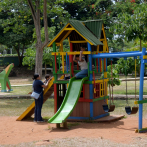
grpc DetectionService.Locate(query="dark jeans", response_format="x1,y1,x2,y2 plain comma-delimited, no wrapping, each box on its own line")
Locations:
75,69,88,79
34,93,43,121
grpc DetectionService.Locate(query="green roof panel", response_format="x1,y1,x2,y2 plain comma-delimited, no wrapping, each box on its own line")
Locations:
83,20,103,39
69,20,103,46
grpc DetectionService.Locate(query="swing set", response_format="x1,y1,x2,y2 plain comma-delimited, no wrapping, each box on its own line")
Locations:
124,57,138,115
102,57,138,115
92,48,147,133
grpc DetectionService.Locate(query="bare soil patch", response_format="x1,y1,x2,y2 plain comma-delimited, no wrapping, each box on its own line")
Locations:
0,116,147,146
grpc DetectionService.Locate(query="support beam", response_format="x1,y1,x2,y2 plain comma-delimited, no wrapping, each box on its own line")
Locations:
52,51,91,55
138,48,146,131
70,41,87,43
92,51,142,59
87,42,93,119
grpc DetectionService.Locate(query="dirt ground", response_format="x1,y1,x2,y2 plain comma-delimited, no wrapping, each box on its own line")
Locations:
0,116,147,146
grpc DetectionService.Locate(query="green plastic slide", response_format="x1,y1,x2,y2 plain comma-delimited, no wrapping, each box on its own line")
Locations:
48,77,89,124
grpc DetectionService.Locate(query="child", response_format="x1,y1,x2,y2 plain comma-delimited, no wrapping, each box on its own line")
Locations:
44,74,53,84
73,46,88,79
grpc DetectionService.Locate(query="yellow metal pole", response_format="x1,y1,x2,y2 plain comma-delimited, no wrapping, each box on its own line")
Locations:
62,53,64,73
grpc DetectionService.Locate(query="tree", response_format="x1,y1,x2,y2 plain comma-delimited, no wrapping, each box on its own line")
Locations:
110,1,147,51
0,0,83,76
101,64,121,104
27,0,84,77
115,57,140,76
0,2,34,66
23,26,56,70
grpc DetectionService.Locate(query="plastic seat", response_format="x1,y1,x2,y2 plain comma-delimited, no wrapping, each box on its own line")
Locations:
125,106,138,115
108,105,115,112
103,104,115,113
103,104,109,112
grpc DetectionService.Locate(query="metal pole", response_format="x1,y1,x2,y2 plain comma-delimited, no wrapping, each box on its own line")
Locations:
138,48,146,131
92,52,142,59
87,42,93,118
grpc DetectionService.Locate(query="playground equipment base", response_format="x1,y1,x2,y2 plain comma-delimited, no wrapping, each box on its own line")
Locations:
67,115,125,122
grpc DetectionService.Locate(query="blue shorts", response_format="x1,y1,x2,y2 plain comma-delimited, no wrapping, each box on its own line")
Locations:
75,69,88,79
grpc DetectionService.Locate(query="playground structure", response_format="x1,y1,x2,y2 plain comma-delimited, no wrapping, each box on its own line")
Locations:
47,20,147,133
17,19,147,133
47,20,112,125
0,63,14,92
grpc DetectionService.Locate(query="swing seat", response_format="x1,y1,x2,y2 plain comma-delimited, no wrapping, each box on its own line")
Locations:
125,106,138,115
108,105,115,112
103,104,115,113
131,106,138,114
103,104,109,112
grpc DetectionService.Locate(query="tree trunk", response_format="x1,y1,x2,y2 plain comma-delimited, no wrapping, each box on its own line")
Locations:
45,63,47,75
35,41,43,77
14,45,22,67
27,0,49,78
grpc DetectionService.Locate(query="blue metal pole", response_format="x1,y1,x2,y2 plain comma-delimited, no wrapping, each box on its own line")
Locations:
138,48,146,131
87,42,93,118
66,53,68,73
92,52,142,59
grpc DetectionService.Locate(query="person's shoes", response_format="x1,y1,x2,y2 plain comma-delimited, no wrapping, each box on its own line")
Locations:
37,120,45,123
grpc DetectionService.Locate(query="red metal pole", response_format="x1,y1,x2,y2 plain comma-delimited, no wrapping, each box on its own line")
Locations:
69,43,74,77
104,58,106,71
100,58,101,72
83,84,85,99
54,84,57,113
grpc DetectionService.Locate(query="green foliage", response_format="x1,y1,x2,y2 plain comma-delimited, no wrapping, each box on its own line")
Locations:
33,27,56,43
23,46,54,70
63,39,70,52
124,39,147,52
22,48,36,70
110,1,147,51
100,64,121,87
107,64,121,86
0,1,34,66
22,26,56,69
115,57,140,76
43,47,53,66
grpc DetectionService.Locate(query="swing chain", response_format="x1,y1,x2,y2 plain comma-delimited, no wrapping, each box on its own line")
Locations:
125,59,129,105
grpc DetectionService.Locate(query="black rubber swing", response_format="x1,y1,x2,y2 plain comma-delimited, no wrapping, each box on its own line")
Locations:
124,59,138,115
103,104,115,113
125,106,138,115
102,60,115,113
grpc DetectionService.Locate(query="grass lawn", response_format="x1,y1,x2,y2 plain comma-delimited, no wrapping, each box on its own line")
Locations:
113,80,147,95
0,98,54,118
1,80,147,96
0,85,32,95
1,74,147,96
0,98,147,118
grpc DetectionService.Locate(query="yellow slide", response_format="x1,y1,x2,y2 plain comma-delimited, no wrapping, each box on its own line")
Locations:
16,75,64,121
